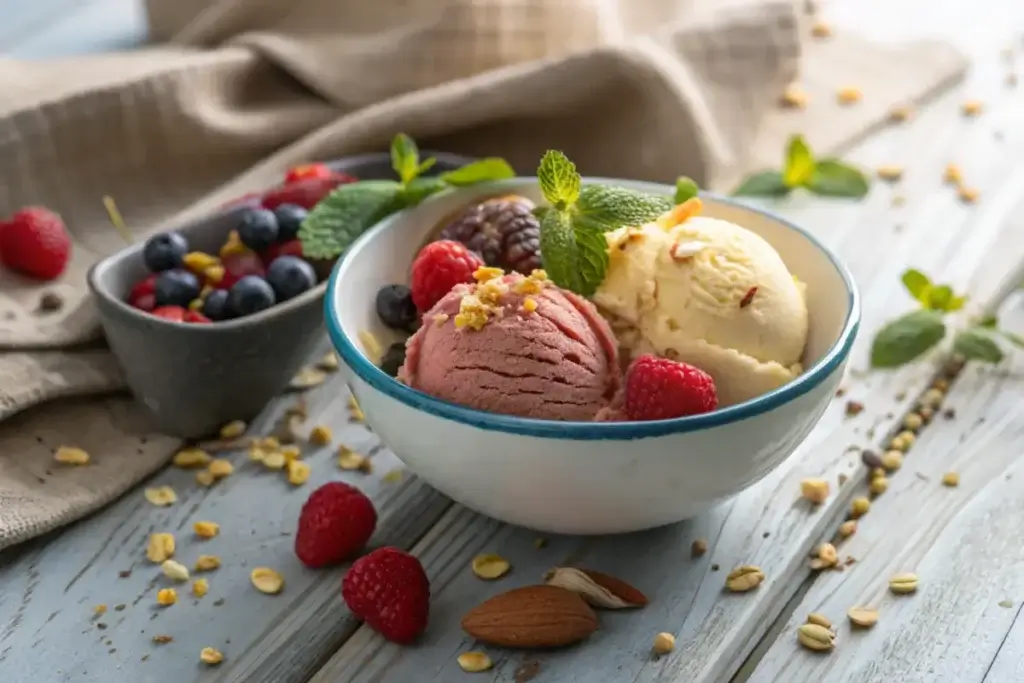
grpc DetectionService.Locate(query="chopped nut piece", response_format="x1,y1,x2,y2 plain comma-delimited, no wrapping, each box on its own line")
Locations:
338,447,369,471
881,450,904,471
942,471,960,487
208,458,234,479
471,554,511,580
152,634,173,644
251,567,284,594
877,165,903,182
287,460,311,486
800,478,830,504
156,588,177,606
457,651,494,672
195,470,217,487
957,186,980,204
837,86,862,104
263,451,287,470
146,533,176,563
961,99,983,116
310,425,332,446
810,21,832,38
652,632,676,655
847,606,879,627
902,413,923,431
807,613,832,629
861,449,883,470
161,560,190,582
172,448,212,468
358,331,383,365
780,83,808,109
838,520,857,538
194,521,219,539
93,604,107,615
810,543,838,570
347,395,365,421
54,446,90,465
192,578,209,598
850,497,871,519
144,486,177,506
921,387,945,407
725,565,765,592
889,105,914,122
797,623,836,651
281,445,302,463
691,538,708,558
195,555,221,572
219,420,246,439
522,297,538,313
942,164,963,185
200,647,224,666
889,572,919,594
870,476,889,496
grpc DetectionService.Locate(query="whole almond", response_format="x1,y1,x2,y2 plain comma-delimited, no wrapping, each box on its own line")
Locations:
461,585,598,648
543,567,648,609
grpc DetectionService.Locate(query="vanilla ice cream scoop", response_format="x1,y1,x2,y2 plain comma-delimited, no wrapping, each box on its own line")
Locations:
593,205,809,406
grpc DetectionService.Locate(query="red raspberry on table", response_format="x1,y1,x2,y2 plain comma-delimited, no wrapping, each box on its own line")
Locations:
294,482,377,568
0,207,71,280
624,354,718,421
342,547,430,644
260,239,304,268
128,274,158,312
262,174,357,211
409,240,485,313
284,163,334,184
151,305,187,323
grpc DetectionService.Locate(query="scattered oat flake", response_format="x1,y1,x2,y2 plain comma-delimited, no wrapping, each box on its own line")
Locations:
287,460,311,486
291,366,327,390
251,567,284,594
93,604,107,615
338,447,368,471
194,521,220,539
957,186,980,204
877,165,903,182
156,588,177,606
195,555,221,572
192,578,209,598
837,86,862,104
961,99,983,116
172,447,212,468
457,651,494,673
219,420,246,439
263,451,287,470
54,446,90,465
941,472,960,487
780,83,808,109
310,425,332,446
208,458,234,479
739,287,758,308
200,647,224,666
146,533,176,563
471,554,511,580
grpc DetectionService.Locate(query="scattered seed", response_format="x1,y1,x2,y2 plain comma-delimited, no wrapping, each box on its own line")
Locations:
196,469,217,487
810,543,838,570
156,588,177,607
889,572,919,594
152,634,173,644
54,446,90,466
93,604,107,616
251,567,284,594
942,472,960,487
845,400,864,417
961,99,983,116
194,521,219,539
146,533,176,563
219,420,247,439
144,485,178,506
877,165,903,182
172,448,212,468
999,600,1014,608
861,450,883,470
889,105,914,122
810,21,832,38
725,565,765,592
800,478,830,505
850,497,871,519
281,445,302,463
957,186,980,204
942,164,963,185
837,86,862,104
287,460,311,486
870,476,889,496
652,632,676,655
200,647,224,666
310,425,332,446
208,459,234,479
838,520,857,538
881,450,904,471
902,413,923,431
847,606,879,627
471,554,511,580
918,406,935,423
691,539,708,558
290,366,327,390
739,287,758,308
347,395,365,422
807,613,832,629
195,555,221,572
161,560,190,582
337,446,368,471
192,578,209,598
457,651,494,673
780,83,809,109
797,623,836,651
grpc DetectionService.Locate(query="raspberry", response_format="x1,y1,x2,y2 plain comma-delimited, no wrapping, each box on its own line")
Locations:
294,482,377,568
217,251,266,290
342,547,429,644
184,310,212,324
260,239,304,268
0,207,71,280
624,354,718,421
262,174,357,211
128,274,158,312
151,306,187,323
284,163,333,184
438,195,541,273
409,240,484,313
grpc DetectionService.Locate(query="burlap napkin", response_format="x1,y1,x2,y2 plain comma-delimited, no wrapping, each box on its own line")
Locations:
0,0,967,551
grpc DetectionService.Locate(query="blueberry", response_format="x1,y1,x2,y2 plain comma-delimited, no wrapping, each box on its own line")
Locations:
265,256,317,301
143,231,188,272
237,209,280,251
375,284,417,331
380,342,407,377
228,275,276,317
273,204,308,242
153,269,201,307
202,289,232,321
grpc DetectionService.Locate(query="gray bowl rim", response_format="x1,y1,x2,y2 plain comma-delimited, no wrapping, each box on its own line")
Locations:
325,177,862,440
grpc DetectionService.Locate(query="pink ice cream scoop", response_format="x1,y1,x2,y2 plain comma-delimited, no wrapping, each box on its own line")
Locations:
398,271,621,421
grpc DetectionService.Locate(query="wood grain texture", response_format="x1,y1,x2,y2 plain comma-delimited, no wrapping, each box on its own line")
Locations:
744,301,1024,683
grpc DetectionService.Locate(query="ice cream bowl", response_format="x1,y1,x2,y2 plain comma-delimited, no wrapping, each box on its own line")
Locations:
326,178,860,535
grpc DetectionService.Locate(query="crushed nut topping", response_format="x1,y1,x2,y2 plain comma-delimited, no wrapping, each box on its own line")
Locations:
54,446,90,465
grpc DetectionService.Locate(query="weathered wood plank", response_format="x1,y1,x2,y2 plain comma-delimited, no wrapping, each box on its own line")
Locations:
743,300,1024,683
308,26,1024,683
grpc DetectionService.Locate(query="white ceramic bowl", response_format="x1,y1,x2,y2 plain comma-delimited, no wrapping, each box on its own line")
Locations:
325,178,860,535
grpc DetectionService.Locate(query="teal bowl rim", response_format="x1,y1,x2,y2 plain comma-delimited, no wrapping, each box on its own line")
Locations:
325,178,861,440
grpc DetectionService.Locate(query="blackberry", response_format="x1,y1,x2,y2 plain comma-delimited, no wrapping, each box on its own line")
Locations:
438,195,541,274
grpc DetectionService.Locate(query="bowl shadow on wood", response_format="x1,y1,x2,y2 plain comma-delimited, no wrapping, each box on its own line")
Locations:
87,152,476,439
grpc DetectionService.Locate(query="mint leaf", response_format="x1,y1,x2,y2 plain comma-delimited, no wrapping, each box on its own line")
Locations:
978,314,998,328
870,309,947,368
298,180,404,259
805,160,870,198
440,158,516,186
537,150,580,210
400,176,448,206
923,284,966,312
732,171,790,197
784,135,816,187
901,269,931,302
575,185,673,233
539,208,588,294
953,327,1004,364
674,176,700,204
390,133,420,185
416,157,437,177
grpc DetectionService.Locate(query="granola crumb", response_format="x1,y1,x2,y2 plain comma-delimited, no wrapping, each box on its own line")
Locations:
219,420,247,440
837,86,862,104
200,647,224,666
193,521,220,539
144,486,177,507
780,83,808,109
192,578,209,598
309,425,332,446
156,588,177,607
54,446,90,466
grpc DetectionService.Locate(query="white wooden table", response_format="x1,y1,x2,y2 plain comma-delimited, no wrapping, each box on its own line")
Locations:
2,1,1024,682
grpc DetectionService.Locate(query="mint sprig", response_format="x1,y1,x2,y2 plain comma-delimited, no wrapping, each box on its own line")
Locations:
871,269,1017,368
299,134,515,259
536,151,674,296
733,134,869,199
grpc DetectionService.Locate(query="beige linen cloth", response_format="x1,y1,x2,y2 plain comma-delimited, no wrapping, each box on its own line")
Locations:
0,0,966,551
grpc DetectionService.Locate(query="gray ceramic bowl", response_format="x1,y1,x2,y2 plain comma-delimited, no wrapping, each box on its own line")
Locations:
88,152,476,439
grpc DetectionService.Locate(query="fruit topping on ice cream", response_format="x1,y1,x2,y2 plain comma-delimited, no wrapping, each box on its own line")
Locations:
437,195,542,273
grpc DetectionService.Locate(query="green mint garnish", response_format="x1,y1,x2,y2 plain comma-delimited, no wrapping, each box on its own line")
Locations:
537,150,673,296
870,309,947,368
952,326,1004,364
299,134,516,259
733,134,869,199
